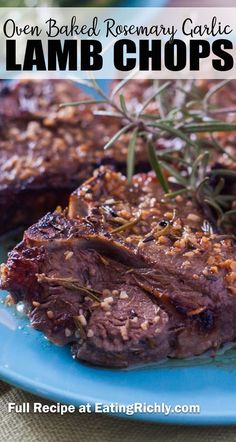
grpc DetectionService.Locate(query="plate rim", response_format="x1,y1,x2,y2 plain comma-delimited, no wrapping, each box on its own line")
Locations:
1,362,236,425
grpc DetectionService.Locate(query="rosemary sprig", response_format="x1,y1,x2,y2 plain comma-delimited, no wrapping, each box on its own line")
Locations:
61,79,236,230
37,274,102,302
110,213,141,234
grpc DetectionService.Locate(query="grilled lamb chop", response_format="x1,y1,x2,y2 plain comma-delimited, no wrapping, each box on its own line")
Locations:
0,80,149,234
1,167,236,367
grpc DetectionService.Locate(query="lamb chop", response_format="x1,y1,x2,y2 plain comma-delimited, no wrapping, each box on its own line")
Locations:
1,167,236,367
0,80,149,233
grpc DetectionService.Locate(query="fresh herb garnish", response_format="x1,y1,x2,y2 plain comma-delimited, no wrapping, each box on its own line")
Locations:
61,78,236,229
37,274,102,302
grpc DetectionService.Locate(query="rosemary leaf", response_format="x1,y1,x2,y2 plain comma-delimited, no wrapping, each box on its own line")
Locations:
213,177,225,196
37,274,102,302
159,153,189,167
203,79,231,109
137,81,171,116
104,123,134,150
140,113,165,120
155,80,167,118
87,74,101,93
210,106,236,115
210,169,236,177
182,122,236,133
119,94,129,116
165,188,189,198
110,77,130,98
190,151,209,186
148,122,198,149
218,209,236,225
210,135,236,162
160,160,187,186
147,142,169,193
204,198,224,217
127,128,138,184
93,110,123,118
111,213,141,233
59,99,106,108
196,177,211,196
214,197,232,209
215,195,236,202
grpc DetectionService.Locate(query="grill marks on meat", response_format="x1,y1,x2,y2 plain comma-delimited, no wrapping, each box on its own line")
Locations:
1,167,236,367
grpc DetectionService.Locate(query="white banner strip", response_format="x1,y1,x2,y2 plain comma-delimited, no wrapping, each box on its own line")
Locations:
0,7,236,79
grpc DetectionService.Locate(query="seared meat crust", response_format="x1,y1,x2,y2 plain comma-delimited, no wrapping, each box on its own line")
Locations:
1,167,236,367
